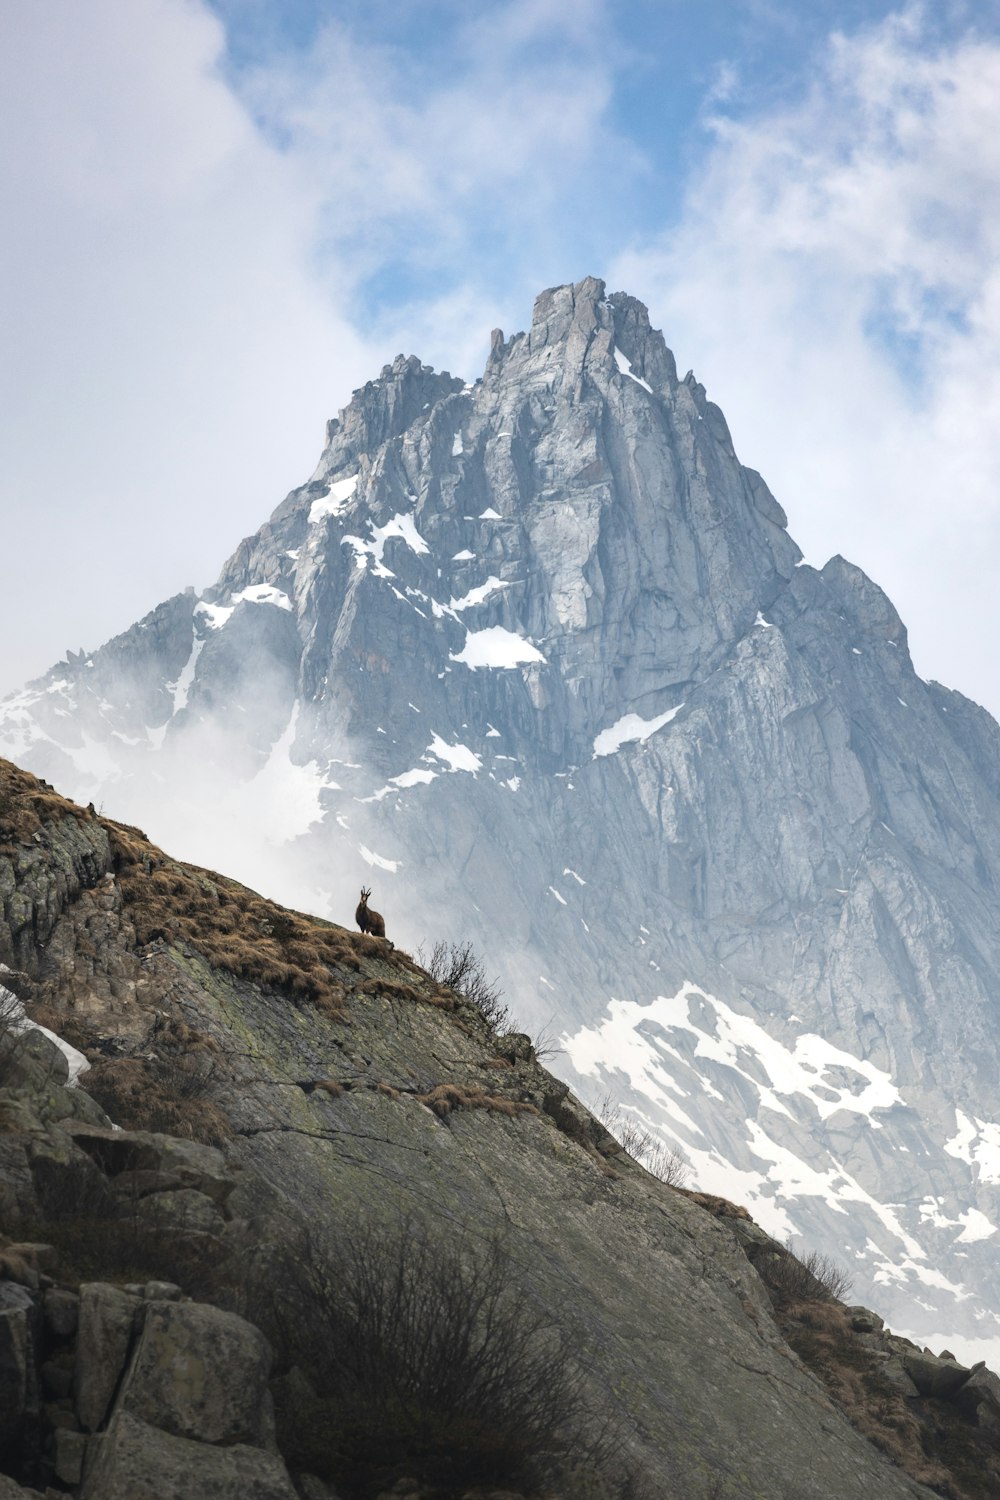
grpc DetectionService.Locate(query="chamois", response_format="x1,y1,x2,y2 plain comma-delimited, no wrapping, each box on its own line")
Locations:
356,886,386,939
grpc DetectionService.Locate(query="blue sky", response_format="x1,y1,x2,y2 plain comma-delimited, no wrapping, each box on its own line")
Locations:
3,0,1000,713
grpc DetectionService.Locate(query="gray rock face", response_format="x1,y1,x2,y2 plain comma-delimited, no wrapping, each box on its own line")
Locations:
81,1410,298,1500
118,1301,276,1449
0,1304,30,1447
0,777,955,1497
6,277,1000,1361
74,1284,141,1433
901,1350,971,1398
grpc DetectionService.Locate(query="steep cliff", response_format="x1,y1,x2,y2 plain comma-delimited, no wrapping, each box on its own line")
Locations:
3,280,1000,1363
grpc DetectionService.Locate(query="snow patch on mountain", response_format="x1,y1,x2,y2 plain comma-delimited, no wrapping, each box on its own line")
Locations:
359,844,399,873
565,983,903,1126
427,734,481,773
232,584,293,612
196,601,234,630
613,346,653,395
449,577,507,612
170,636,204,715
309,473,359,522
593,704,684,757
945,1111,1000,1184
450,627,546,669
343,512,430,572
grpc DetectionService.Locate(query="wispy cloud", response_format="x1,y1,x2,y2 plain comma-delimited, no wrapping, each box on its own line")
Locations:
612,6,1000,713
225,0,638,364
0,0,374,696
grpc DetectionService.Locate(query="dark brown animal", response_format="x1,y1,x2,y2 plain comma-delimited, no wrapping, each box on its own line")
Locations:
355,886,386,939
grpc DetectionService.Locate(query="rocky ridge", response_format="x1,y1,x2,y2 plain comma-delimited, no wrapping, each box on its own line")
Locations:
3,757,993,1497
3,280,1000,1360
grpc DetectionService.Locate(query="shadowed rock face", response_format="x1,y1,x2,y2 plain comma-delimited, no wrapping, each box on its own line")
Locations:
0,774,946,1497
4,279,1000,1358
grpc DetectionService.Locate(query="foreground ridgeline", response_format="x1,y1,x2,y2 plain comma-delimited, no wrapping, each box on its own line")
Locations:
0,758,998,1497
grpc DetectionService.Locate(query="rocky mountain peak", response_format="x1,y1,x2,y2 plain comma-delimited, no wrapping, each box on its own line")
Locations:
5,280,1000,1373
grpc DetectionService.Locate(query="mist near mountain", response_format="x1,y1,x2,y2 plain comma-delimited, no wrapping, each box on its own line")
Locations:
5,277,1000,1366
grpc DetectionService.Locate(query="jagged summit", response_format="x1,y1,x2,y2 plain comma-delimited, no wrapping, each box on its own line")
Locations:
4,280,1000,1368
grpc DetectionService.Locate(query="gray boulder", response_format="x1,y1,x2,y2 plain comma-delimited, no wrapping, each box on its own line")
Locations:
81,1410,298,1500
900,1350,971,1398
43,1287,79,1339
0,1478,44,1499
118,1299,276,1449
955,1365,1000,1429
74,1282,141,1432
53,1426,88,1485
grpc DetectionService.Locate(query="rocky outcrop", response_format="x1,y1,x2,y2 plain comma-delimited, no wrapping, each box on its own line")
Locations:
0,764,965,1497
5,279,1000,1363
0,918,302,1497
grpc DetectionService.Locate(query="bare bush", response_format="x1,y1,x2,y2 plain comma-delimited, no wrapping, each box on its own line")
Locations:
265,1219,617,1495
420,940,510,1034
596,1093,692,1188
756,1241,854,1306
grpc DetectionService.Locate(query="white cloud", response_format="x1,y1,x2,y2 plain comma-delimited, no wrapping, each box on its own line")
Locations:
0,0,375,695
230,0,634,369
611,7,1000,716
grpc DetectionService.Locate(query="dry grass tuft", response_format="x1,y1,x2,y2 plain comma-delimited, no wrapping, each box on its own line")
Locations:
108,820,361,1015
358,976,429,1005
0,758,96,847
416,1083,538,1120
83,1056,230,1146
777,1297,1000,1499
678,1190,751,1220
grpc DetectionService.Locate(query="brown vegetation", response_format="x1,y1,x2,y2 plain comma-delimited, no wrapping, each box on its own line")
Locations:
0,758,96,847
108,819,362,1014
751,1248,1000,1500
83,1055,231,1146
415,1083,538,1120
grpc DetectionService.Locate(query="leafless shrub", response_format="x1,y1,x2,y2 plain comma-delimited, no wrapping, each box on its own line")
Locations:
756,1240,854,1306
0,984,26,1087
798,1247,854,1302
531,1016,566,1060
419,940,510,1034
595,1093,692,1188
265,1219,618,1495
